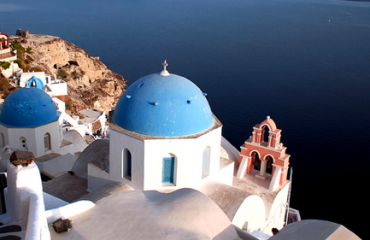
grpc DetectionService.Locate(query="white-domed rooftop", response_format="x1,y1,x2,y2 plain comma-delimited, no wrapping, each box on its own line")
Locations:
0,87,59,128
113,68,214,137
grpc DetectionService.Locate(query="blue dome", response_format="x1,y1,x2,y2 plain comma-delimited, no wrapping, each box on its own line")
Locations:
113,73,214,137
27,76,45,90
0,87,59,128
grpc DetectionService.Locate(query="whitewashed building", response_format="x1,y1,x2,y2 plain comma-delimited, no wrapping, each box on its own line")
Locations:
78,109,108,136
18,72,68,100
0,87,86,158
0,62,23,79
0,63,361,240
88,66,234,191
0,33,17,62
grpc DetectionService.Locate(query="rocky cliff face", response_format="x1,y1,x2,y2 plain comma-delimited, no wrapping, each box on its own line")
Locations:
19,34,127,112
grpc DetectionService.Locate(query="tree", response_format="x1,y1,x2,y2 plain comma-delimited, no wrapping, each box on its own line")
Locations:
65,97,73,111
0,76,11,91
19,61,31,72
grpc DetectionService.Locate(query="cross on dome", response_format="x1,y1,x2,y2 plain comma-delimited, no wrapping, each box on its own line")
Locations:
163,59,168,71
161,59,170,76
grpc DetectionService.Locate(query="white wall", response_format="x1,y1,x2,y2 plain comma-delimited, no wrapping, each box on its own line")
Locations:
263,182,290,234
0,116,62,157
108,128,145,190
202,158,234,187
107,126,222,191
88,163,111,192
2,125,37,154
36,153,77,178
6,161,44,222
231,195,266,231
49,81,67,96
20,72,47,87
0,62,22,78
56,129,88,156
34,120,61,157
98,125,228,191
143,127,222,191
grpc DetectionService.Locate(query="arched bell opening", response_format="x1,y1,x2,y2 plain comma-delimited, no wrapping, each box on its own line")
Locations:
261,125,270,146
251,151,261,172
265,155,273,175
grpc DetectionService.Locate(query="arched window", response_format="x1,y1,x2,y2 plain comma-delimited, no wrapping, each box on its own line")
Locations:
162,157,175,184
122,149,132,180
0,133,4,148
44,133,51,150
20,137,27,150
202,146,211,179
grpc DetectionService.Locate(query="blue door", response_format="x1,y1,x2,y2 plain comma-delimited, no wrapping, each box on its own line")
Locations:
162,157,175,183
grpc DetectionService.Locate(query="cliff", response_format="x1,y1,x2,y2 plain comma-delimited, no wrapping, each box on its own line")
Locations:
17,34,127,112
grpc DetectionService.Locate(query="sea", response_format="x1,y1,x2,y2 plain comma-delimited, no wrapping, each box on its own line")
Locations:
1,0,369,237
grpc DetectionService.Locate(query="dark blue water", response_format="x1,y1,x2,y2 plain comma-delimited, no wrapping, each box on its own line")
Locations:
1,0,369,237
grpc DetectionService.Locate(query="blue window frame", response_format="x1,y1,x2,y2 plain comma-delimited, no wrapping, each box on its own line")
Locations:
162,157,175,183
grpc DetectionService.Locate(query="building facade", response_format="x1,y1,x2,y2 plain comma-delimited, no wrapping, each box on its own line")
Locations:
88,69,234,191
0,87,62,157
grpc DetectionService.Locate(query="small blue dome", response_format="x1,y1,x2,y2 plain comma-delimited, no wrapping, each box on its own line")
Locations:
27,76,45,90
0,88,59,128
113,73,214,137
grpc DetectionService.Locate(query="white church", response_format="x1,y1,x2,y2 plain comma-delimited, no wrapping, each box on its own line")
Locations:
0,85,89,178
0,87,83,158
84,62,293,233
0,62,360,240
88,63,230,191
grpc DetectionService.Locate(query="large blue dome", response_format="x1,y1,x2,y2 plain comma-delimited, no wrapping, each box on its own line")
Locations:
113,73,214,137
0,87,59,128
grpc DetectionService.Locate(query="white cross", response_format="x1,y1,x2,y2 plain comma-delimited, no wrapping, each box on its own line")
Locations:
162,59,168,71
161,59,170,76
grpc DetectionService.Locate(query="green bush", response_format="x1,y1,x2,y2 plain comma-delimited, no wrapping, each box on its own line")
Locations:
17,49,25,60
12,41,24,50
57,69,69,79
1,62,10,70
65,97,73,111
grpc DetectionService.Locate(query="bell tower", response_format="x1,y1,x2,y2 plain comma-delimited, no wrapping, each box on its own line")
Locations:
236,116,290,191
